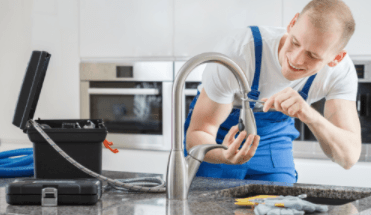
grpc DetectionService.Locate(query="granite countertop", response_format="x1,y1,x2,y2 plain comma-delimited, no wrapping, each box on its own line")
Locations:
1,170,371,215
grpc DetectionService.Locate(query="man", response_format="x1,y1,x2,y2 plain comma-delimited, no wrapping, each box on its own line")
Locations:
183,0,361,183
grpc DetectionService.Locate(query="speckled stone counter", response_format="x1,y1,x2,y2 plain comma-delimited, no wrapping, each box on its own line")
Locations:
1,170,371,215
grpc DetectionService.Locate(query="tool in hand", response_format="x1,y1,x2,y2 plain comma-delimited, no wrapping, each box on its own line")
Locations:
234,98,276,112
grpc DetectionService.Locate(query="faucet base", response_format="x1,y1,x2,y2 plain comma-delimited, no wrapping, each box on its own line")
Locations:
166,149,189,200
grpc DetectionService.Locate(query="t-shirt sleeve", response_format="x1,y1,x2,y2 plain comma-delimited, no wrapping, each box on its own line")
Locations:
201,37,243,104
325,58,358,101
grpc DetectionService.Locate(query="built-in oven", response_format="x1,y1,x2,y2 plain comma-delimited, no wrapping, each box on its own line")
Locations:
80,62,173,151
174,62,206,144
295,59,371,144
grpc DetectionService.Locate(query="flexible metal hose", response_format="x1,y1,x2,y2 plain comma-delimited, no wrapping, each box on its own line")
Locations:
29,119,166,193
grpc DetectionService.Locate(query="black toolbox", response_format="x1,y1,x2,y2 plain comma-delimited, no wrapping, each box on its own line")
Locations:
6,178,102,206
12,51,107,179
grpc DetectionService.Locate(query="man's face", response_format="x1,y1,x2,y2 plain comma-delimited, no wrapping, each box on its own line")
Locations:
278,12,342,81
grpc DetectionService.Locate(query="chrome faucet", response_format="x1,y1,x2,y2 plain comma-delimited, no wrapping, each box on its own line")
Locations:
166,52,257,200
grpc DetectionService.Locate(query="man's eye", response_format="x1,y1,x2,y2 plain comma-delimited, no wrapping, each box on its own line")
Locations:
292,41,299,46
308,53,317,59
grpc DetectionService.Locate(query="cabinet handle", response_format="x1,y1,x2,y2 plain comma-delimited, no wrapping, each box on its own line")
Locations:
88,88,159,95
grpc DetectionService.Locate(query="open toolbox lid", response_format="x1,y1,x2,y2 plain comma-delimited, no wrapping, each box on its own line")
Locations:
12,51,51,130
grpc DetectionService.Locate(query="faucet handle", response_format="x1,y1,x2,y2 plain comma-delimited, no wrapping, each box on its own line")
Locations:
188,144,228,162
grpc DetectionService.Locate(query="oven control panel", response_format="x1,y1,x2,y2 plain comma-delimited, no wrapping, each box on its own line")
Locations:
353,60,371,83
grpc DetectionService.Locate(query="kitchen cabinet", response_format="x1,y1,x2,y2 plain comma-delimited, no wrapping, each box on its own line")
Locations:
102,148,170,176
295,158,371,187
174,0,283,58
79,0,173,58
283,0,371,55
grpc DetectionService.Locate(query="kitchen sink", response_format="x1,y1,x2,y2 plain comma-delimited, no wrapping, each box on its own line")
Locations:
196,179,371,206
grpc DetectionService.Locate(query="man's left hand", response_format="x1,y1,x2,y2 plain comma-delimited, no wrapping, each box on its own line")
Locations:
262,87,317,124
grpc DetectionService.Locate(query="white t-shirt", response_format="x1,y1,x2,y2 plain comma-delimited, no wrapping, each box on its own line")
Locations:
199,26,358,107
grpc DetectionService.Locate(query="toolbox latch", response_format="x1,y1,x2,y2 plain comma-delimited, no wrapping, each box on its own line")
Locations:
42,187,58,207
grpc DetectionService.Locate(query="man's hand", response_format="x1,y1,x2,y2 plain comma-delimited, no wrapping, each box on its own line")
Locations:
262,87,317,124
221,125,260,164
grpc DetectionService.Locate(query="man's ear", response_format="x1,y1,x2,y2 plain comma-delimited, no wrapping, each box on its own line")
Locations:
328,50,347,67
287,13,300,33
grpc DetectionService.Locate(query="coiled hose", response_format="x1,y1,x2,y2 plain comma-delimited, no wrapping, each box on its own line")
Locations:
0,148,34,178
29,120,166,193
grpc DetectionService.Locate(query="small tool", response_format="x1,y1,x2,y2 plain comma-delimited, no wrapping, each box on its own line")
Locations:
240,97,266,104
83,120,96,129
248,99,266,104
234,99,276,112
235,195,279,206
241,97,277,112
103,139,119,153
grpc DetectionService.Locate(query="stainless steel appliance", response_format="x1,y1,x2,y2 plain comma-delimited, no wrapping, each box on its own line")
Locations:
349,59,371,144
295,59,371,144
80,62,173,151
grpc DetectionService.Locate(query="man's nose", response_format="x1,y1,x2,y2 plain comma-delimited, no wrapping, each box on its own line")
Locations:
291,48,306,66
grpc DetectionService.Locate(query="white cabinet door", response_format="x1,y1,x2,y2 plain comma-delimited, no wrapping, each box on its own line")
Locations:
295,158,371,187
102,148,170,176
174,0,283,58
283,0,371,55
80,0,173,58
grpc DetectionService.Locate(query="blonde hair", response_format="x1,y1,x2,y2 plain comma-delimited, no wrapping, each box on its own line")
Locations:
300,0,355,52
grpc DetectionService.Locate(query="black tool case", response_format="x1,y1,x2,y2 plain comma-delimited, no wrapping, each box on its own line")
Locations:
6,178,102,206
12,51,107,179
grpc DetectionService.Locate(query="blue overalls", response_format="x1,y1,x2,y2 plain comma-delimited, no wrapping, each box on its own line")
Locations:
183,26,317,183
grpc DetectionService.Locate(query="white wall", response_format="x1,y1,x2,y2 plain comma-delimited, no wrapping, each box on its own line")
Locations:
0,0,79,143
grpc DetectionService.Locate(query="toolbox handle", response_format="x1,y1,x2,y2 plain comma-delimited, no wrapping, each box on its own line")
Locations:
42,187,58,207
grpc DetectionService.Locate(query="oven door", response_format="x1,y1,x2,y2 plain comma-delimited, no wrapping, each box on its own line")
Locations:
80,81,172,151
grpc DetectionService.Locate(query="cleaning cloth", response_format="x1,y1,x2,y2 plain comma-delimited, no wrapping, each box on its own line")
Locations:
254,204,304,215
253,195,329,215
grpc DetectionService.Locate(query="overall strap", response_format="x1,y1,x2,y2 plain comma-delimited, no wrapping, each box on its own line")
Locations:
299,74,317,101
247,26,263,108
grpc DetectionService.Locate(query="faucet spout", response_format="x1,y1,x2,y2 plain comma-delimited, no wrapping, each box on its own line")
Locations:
166,52,257,200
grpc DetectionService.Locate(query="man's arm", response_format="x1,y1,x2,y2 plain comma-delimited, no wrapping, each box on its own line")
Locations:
186,88,260,164
306,99,361,169
263,87,362,169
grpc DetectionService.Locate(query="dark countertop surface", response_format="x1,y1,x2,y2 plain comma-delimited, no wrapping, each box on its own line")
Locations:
1,170,371,215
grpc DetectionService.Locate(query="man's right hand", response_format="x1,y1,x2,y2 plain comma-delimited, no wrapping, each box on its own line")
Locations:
222,125,260,164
